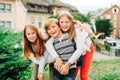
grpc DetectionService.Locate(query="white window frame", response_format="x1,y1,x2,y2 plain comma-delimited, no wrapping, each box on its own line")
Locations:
5,4,11,12
0,21,5,27
6,21,11,28
106,15,110,19
114,15,117,20
30,18,35,24
0,3,5,12
0,3,11,12
113,22,117,28
112,8,118,14
0,21,11,29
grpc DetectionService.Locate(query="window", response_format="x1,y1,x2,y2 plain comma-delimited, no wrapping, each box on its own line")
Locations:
38,22,42,28
30,18,35,24
106,15,110,19
5,4,11,12
0,3,5,12
114,15,117,20
0,21,5,27
0,3,11,12
6,21,11,28
0,21,11,28
112,8,118,14
113,22,117,28
38,19,42,28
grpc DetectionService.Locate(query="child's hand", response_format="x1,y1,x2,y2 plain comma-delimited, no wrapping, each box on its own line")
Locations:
86,48,91,53
81,23,95,38
60,62,71,75
54,57,63,71
38,73,44,80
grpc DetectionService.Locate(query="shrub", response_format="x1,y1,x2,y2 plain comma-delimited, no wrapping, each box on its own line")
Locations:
0,28,31,80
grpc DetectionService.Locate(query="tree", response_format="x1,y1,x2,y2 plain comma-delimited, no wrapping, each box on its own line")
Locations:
95,18,113,36
48,12,90,23
48,14,58,19
71,12,90,23
0,28,31,80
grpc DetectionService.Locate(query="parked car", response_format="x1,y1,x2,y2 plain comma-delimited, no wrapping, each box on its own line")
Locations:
104,37,117,46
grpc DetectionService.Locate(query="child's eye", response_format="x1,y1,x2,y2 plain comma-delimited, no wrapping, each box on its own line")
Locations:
52,26,55,28
32,32,36,34
27,33,30,35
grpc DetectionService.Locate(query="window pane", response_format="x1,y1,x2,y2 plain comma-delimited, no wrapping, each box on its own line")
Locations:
114,15,117,20
0,21,5,28
113,22,116,28
30,18,35,24
0,3,5,12
38,19,42,28
5,4,11,12
38,22,42,28
112,8,118,14
6,21,11,28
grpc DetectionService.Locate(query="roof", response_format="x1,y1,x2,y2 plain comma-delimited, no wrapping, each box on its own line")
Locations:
99,4,120,16
21,0,78,13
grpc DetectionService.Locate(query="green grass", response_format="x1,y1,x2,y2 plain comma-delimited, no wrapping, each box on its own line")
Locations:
89,59,120,80
44,58,120,80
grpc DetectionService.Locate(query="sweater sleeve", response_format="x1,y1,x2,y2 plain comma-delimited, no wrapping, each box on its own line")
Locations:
68,27,88,64
45,37,59,58
29,54,39,64
38,50,49,73
29,50,49,73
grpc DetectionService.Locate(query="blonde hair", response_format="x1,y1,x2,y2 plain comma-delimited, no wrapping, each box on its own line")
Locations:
58,11,76,41
44,18,59,39
23,24,47,59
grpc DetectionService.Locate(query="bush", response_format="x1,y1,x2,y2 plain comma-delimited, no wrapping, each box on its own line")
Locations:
0,28,31,80
104,42,111,51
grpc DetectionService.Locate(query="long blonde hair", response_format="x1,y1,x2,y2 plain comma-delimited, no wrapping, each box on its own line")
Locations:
58,12,76,41
23,24,47,59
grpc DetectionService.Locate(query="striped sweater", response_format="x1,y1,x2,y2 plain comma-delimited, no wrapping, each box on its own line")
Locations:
53,33,76,68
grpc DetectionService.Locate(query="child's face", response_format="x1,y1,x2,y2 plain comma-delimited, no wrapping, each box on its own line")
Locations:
26,28,37,43
47,22,62,38
59,16,71,32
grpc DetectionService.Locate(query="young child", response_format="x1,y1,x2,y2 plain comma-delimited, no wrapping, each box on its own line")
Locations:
74,22,95,80
23,24,49,80
44,18,85,80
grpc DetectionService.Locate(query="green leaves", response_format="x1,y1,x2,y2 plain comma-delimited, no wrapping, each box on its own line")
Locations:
95,18,113,36
0,28,31,80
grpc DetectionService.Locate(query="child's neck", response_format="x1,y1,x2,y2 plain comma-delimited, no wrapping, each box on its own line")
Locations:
55,32,63,38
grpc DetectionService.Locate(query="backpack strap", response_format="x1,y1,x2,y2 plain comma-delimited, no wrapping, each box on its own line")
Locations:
72,39,76,50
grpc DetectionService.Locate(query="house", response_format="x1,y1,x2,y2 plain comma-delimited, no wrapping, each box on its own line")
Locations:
0,0,27,31
100,4,120,37
0,0,78,31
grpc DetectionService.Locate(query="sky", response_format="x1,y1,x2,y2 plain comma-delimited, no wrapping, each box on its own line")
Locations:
60,0,120,14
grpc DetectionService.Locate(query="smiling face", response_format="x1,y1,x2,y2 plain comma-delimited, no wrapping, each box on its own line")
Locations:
25,28,37,43
46,22,62,38
59,16,71,32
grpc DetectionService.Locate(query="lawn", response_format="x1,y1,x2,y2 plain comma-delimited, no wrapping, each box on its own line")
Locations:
44,58,120,80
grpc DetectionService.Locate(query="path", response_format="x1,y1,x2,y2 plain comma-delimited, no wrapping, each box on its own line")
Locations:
93,51,117,60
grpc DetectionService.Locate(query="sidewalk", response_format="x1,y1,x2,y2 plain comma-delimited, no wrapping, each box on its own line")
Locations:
93,51,117,60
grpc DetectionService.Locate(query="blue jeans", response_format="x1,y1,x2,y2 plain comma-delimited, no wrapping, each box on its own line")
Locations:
53,67,76,80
